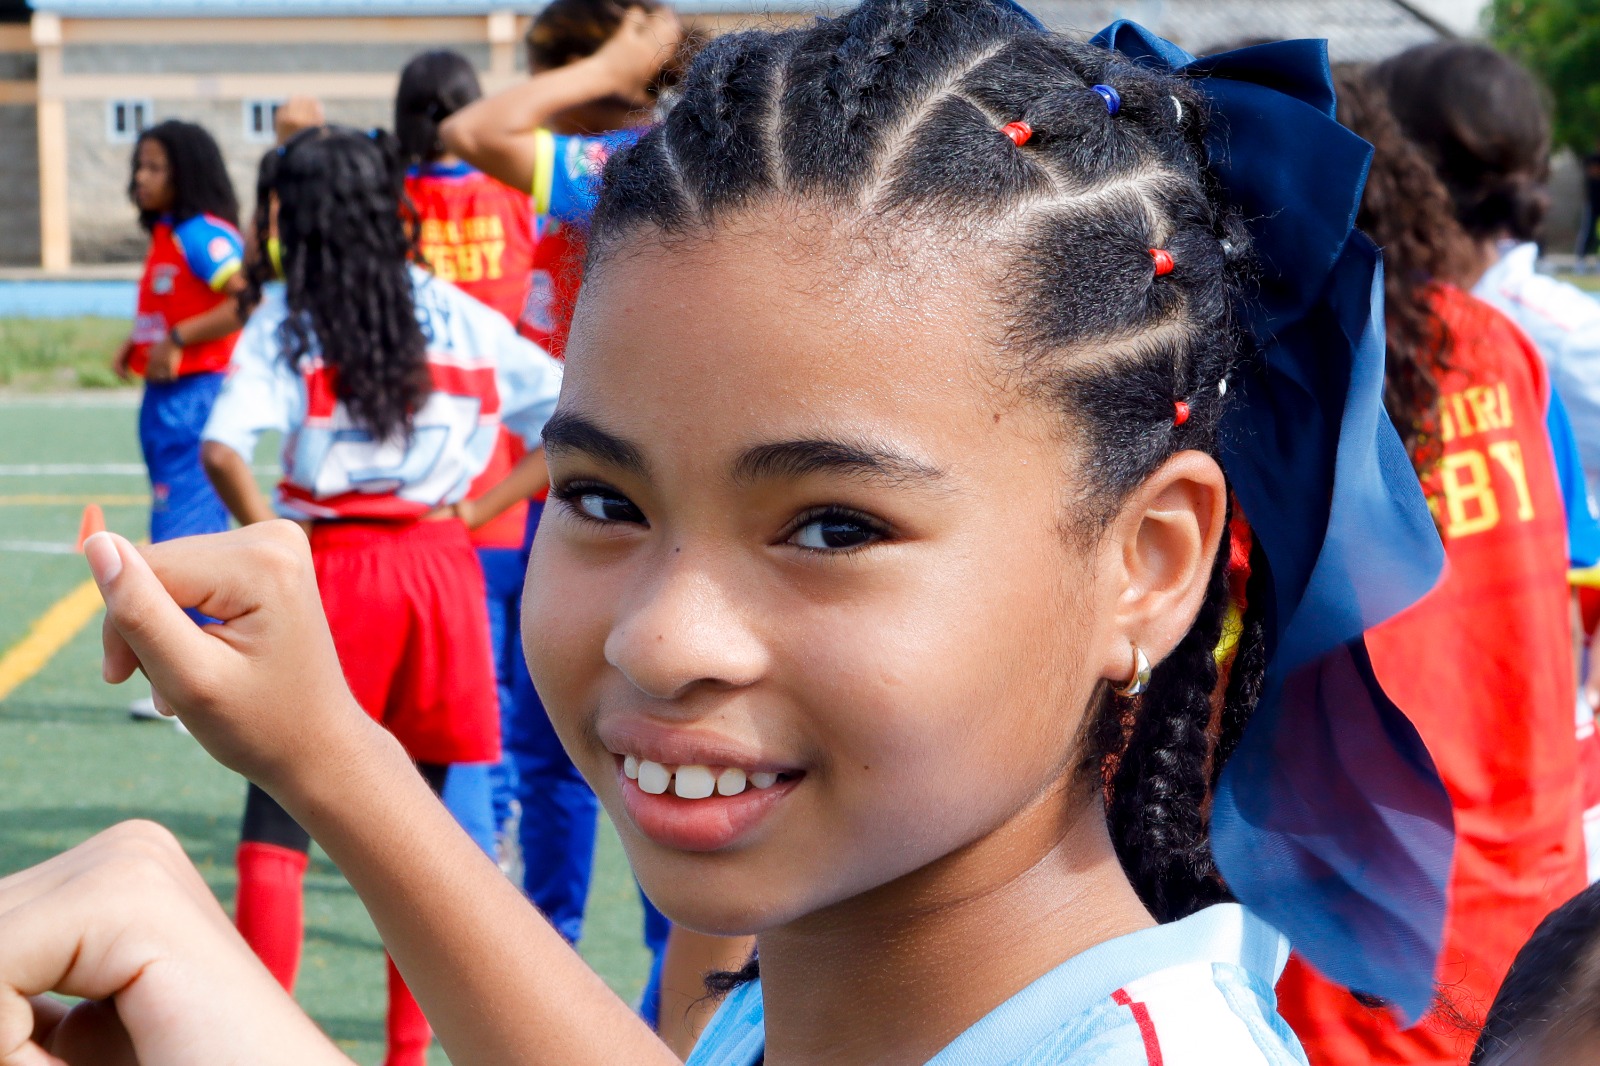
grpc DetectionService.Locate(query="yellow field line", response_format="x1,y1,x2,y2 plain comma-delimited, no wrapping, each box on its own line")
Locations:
0,494,147,507
0,577,103,702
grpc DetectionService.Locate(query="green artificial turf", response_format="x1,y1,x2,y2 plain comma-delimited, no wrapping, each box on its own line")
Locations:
0,394,652,1065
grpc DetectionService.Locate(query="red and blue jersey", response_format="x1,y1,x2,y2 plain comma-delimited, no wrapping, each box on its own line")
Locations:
131,213,244,378
202,267,562,523
524,127,641,359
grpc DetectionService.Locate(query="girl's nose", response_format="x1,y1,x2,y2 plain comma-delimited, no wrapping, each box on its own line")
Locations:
603,552,768,702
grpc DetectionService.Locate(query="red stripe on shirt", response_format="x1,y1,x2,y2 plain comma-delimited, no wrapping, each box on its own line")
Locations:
1111,988,1164,1065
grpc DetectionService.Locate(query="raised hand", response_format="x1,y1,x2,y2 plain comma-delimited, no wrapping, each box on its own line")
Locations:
0,821,349,1066
85,524,374,793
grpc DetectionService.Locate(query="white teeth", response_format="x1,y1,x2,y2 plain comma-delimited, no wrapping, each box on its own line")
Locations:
625,756,785,798
637,759,671,795
673,764,716,799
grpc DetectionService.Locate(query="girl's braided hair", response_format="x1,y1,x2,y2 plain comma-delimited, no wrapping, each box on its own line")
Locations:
245,126,431,443
587,0,1273,978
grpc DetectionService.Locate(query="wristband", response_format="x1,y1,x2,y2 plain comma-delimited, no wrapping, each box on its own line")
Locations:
168,325,185,349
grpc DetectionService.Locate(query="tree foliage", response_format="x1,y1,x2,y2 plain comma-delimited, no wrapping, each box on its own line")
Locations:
1490,0,1600,153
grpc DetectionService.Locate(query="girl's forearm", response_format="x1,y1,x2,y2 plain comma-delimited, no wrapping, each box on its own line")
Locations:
465,449,549,529
201,441,276,526
440,58,624,191
275,720,678,1066
176,277,248,344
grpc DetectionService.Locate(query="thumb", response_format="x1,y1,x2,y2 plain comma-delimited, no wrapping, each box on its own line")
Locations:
84,533,215,693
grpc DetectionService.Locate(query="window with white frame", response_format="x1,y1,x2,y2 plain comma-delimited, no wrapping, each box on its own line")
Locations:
107,99,153,144
243,99,283,144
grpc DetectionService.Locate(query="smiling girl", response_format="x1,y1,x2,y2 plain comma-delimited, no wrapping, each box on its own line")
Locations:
1,2,1452,1064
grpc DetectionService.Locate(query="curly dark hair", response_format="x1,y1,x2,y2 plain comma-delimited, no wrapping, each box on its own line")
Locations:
591,0,1271,952
1334,66,1475,474
1373,42,1552,243
246,126,430,442
526,0,699,96
396,50,483,165
129,119,240,232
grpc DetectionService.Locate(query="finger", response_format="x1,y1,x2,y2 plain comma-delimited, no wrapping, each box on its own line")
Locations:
26,997,66,1045
84,534,224,704
99,613,141,686
136,524,312,624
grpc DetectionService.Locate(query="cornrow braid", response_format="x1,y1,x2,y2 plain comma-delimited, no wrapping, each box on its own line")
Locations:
589,0,1267,931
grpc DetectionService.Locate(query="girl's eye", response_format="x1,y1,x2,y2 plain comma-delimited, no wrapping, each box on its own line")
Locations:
558,484,646,526
788,509,886,552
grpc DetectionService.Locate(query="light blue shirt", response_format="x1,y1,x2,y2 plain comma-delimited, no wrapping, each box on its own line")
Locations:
687,903,1307,1066
1476,242,1600,508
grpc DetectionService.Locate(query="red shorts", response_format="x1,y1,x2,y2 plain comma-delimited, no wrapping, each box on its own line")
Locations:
311,518,500,765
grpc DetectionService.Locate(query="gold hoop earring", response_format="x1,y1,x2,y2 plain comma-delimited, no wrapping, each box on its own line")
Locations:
1115,645,1151,698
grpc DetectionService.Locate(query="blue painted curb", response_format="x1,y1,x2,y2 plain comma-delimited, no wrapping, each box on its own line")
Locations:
0,281,138,319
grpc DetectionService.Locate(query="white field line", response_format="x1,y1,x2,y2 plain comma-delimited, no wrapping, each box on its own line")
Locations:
0,539,80,555
0,393,140,408
0,463,275,476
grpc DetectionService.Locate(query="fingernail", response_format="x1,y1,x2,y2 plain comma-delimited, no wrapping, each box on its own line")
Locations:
84,532,122,586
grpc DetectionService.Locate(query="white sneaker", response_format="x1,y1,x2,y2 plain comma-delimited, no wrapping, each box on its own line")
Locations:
128,696,163,721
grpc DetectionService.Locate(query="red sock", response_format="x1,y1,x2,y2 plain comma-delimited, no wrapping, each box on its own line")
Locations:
234,842,308,992
385,954,432,1066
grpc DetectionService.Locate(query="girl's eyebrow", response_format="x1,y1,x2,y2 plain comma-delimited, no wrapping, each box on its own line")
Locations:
731,439,948,488
541,410,650,476
543,410,948,490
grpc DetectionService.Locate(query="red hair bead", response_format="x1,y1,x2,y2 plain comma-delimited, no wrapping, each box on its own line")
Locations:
1000,121,1033,147
1150,248,1175,276
1173,400,1191,426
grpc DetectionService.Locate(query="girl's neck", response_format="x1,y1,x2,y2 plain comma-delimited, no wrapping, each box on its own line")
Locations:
754,780,1154,1066
1462,232,1513,290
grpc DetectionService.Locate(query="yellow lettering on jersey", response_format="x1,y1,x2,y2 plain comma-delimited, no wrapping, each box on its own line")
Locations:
457,243,484,283
1487,439,1535,521
1450,391,1476,440
1440,450,1499,537
480,240,506,280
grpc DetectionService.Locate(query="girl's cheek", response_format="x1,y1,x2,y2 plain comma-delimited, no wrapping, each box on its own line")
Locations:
522,538,610,728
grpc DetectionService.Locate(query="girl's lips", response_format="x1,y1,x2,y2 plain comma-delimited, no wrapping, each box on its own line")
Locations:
617,763,801,852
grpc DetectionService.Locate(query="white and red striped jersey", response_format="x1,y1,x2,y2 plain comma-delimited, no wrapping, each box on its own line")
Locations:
204,267,562,522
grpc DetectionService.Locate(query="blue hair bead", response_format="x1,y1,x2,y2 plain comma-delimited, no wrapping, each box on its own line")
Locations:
1090,83,1121,115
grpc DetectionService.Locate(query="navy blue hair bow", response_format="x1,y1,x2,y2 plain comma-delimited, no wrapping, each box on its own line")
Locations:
994,3,1454,1021
1094,22,1453,1022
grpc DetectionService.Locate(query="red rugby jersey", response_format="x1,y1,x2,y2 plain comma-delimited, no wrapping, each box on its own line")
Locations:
130,213,243,377
1278,285,1585,1065
406,162,537,327
406,162,539,547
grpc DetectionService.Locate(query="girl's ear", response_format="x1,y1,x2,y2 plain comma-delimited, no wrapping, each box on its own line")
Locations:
1094,450,1228,684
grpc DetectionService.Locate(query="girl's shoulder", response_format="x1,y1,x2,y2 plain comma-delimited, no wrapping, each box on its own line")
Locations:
932,904,1305,1066
688,906,1307,1066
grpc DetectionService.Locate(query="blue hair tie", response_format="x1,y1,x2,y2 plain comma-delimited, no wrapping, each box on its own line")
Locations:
1090,83,1121,115
991,0,1453,1026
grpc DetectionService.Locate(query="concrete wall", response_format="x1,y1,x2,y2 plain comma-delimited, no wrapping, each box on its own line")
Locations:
62,40,492,75
0,103,40,265
67,94,391,262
